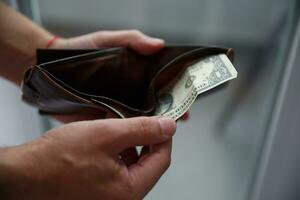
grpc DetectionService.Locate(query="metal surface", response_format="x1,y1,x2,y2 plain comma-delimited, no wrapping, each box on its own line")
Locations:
252,4,300,200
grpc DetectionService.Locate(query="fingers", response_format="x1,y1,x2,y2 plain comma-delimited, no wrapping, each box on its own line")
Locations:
90,30,165,55
108,117,176,153
80,116,175,154
129,140,173,197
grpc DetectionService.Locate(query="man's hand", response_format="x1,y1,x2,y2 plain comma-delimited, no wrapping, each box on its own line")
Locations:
53,30,165,55
0,117,176,200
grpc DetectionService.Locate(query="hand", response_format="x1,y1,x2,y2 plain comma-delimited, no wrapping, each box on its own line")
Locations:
0,117,176,200
50,30,190,123
54,30,165,55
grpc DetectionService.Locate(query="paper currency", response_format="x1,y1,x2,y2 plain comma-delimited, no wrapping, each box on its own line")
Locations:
155,54,238,120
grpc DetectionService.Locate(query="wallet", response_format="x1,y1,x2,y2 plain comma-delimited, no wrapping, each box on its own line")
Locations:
21,46,234,118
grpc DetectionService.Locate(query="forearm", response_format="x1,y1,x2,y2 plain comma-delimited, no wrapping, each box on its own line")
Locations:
0,2,53,85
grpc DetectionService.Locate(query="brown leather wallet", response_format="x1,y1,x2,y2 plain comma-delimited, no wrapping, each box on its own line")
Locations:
21,46,234,118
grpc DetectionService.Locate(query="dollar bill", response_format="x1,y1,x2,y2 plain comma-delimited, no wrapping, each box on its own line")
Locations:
155,54,238,120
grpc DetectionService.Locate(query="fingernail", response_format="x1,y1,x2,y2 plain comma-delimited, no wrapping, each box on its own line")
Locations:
158,117,176,136
150,38,164,44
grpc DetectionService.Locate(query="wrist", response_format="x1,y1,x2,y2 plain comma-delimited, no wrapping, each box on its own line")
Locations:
0,147,21,199
0,30,54,85
0,145,41,199
46,36,68,49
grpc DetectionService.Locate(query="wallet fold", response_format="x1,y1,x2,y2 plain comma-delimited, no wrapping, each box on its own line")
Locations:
22,46,234,118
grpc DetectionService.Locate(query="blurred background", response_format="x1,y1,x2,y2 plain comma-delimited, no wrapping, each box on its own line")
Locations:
0,0,299,199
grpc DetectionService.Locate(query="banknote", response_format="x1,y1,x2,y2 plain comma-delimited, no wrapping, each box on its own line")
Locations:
155,54,238,120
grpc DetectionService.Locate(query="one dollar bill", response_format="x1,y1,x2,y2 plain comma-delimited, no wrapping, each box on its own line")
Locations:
155,54,238,120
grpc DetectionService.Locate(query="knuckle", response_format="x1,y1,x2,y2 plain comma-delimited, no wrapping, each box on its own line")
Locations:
128,29,143,37
91,30,105,38
93,30,111,39
61,121,79,133
136,117,154,134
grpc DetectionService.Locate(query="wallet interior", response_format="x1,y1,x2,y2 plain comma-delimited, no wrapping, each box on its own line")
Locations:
33,46,233,115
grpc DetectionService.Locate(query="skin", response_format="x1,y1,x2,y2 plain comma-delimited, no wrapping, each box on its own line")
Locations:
0,3,189,199
0,117,176,200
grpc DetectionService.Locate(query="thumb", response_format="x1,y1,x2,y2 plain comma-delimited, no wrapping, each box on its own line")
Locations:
105,117,176,153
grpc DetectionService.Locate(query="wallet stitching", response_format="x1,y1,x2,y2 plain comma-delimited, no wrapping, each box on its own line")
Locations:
34,67,94,105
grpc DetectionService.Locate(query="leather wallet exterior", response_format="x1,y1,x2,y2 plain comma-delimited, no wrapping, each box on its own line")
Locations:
22,46,234,118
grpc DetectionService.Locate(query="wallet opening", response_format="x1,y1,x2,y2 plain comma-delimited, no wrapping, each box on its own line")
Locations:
24,46,234,117
40,50,150,110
